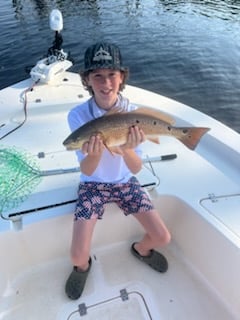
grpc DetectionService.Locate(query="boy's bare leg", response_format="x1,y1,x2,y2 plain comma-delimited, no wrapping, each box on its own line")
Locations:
132,209,171,256
70,218,97,270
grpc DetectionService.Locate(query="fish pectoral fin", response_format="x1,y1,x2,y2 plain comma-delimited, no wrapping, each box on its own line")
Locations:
131,107,175,125
147,136,160,144
109,146,123,155
103,142,115,156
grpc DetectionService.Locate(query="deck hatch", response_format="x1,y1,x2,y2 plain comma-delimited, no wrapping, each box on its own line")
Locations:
67,289,152,319
200,194,240,237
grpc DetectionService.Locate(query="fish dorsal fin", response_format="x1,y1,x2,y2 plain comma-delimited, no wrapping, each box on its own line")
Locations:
104,106,175,125
130,107,175,125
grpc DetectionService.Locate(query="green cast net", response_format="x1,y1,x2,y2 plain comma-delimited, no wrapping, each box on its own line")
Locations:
0,146,42,214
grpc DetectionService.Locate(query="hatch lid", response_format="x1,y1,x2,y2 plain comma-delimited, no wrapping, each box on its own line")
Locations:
66,289,153,320
200,194,240,237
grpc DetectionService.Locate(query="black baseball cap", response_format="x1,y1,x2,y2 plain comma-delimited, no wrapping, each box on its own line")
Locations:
83,42,127,72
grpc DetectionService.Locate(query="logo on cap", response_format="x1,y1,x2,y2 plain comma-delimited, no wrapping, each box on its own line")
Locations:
93,47,113,62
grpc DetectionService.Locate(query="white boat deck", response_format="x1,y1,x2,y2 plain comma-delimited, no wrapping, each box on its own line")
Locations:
1,73,240,320
1,183,240,320
1,237,235,320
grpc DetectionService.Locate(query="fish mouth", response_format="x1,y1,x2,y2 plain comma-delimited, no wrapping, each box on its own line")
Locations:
63,139,77,150
64,144,79,151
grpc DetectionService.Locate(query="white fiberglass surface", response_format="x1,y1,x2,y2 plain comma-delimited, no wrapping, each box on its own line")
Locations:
201,194,240,239
0,242,235,320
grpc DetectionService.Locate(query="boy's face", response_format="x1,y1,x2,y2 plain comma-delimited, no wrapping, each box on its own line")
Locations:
86,69,124,110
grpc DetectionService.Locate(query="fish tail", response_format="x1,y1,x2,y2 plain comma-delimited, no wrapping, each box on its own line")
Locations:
178,127,210,150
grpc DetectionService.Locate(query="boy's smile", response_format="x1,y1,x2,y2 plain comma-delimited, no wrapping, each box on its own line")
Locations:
86,69,124,110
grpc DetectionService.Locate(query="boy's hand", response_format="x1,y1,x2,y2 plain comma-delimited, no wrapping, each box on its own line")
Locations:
110,126,145,155
120,126,145,150
82,135,104,156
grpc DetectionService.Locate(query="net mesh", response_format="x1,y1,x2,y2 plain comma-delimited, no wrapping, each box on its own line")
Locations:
0,146,42,213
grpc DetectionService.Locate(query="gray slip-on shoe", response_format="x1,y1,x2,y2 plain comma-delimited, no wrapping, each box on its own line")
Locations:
65,257,92,300
131,243,168,273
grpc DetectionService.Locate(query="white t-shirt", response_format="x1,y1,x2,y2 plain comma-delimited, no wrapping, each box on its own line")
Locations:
67,95,142,183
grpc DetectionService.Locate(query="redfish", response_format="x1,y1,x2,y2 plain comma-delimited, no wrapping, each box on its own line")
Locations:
63,108,210,151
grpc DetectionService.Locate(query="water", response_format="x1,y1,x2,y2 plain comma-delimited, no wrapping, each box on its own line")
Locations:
0,0,240,132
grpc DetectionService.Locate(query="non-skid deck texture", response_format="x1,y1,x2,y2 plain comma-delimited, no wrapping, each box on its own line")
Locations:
1,242,235,320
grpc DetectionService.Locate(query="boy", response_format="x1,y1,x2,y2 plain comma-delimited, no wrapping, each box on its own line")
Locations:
65,42,171,300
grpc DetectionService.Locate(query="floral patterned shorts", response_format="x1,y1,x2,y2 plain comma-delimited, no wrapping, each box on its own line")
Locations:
74,176,154,220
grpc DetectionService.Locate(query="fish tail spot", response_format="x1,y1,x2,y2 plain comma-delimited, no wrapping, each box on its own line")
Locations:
178,127,210,150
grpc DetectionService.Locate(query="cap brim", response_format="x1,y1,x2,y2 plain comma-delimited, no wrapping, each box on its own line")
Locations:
82,64,128,73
